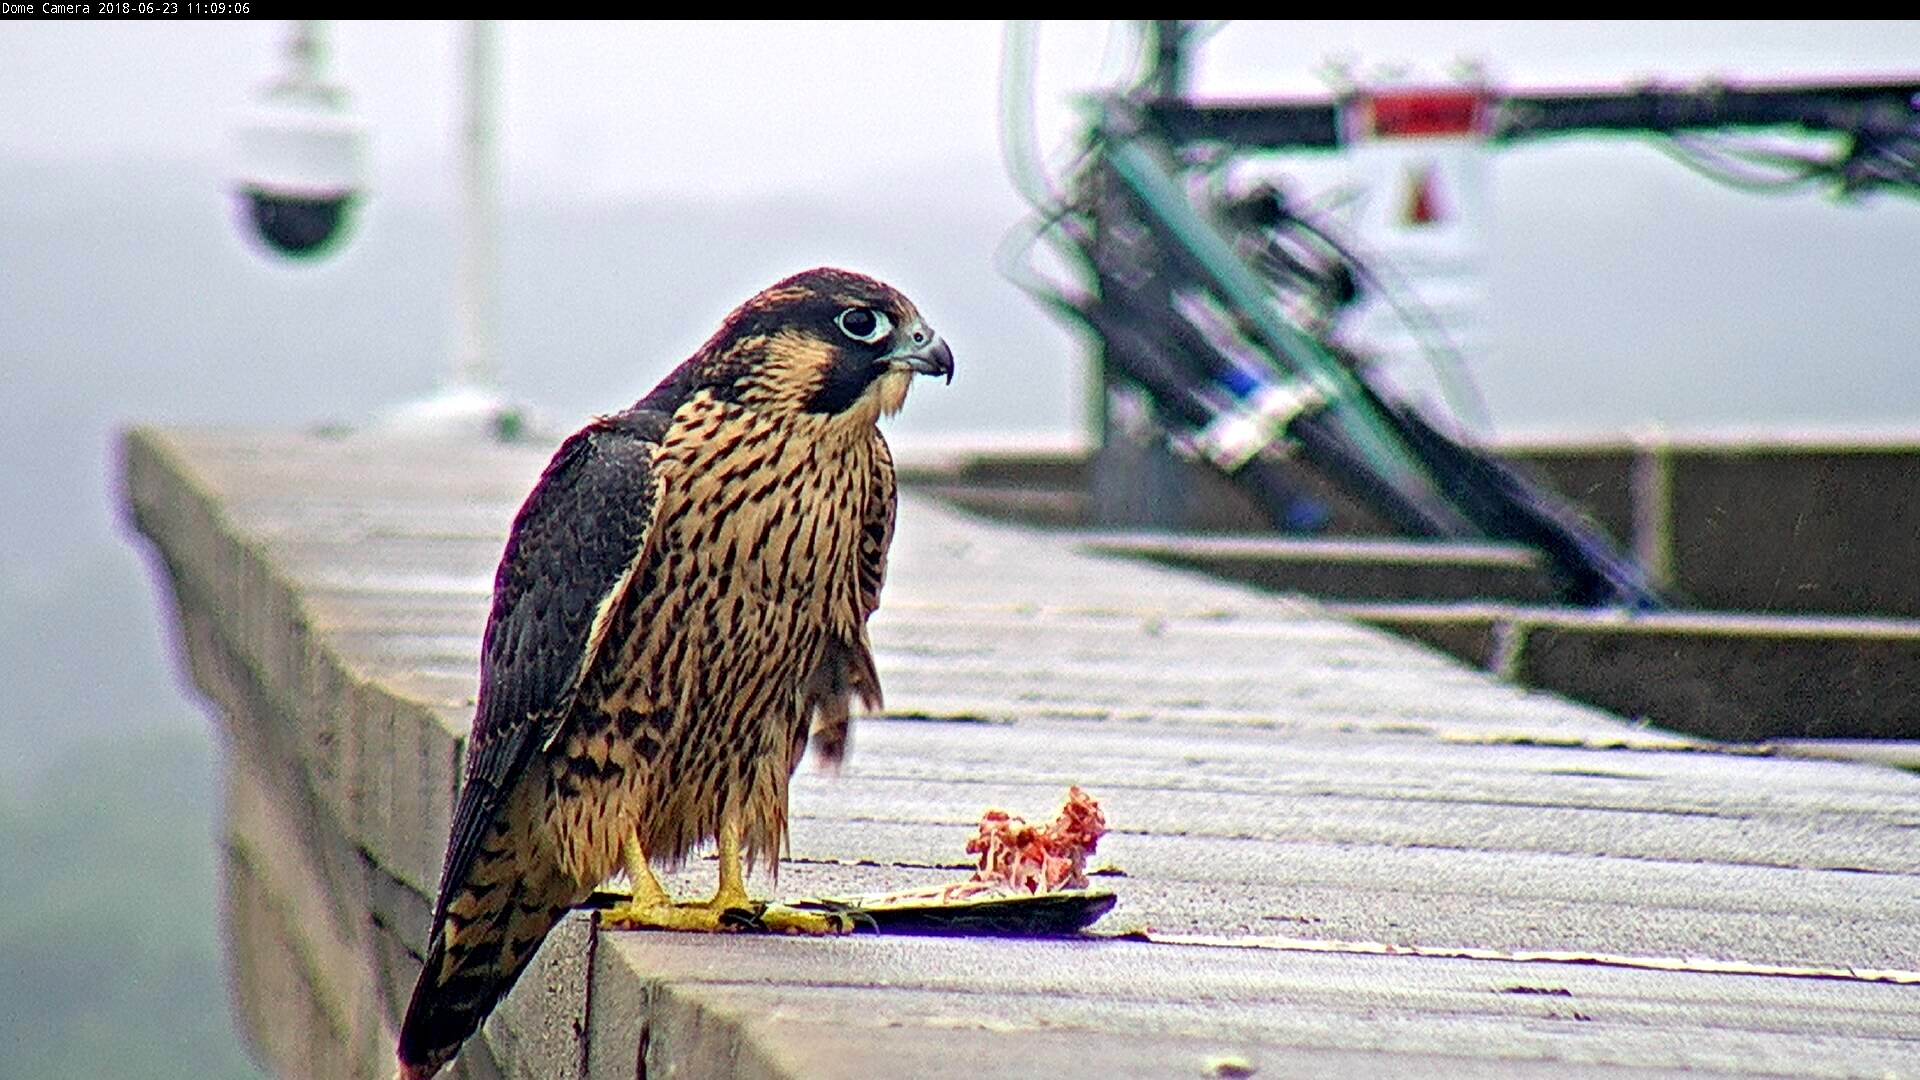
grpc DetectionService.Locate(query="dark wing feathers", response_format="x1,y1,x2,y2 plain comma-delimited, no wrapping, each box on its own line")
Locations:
428,411,665,939
855,435,897,625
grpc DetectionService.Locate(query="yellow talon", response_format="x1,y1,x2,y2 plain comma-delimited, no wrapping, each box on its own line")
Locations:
597,834,748,932
597,822,846,934
596,901,742,933
758,905,855,936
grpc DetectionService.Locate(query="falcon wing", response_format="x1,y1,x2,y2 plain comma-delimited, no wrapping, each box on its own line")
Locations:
427,410,667,940
806,431,895,767
857,433,898,625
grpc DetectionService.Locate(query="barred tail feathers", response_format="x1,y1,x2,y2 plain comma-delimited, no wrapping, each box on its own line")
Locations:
395,861,581,1079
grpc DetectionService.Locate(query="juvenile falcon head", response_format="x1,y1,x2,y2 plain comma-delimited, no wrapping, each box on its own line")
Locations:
641,267,955,424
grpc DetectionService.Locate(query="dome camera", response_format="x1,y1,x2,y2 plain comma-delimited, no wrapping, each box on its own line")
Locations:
233,23,367,261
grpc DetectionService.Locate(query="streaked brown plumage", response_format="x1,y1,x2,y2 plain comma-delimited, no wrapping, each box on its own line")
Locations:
397,268,952,1079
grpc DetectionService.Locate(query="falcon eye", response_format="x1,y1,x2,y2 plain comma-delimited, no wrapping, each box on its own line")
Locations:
835,306,891,344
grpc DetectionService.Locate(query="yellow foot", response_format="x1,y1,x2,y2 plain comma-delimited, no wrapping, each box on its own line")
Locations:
595,900,750,933
596,899,856,935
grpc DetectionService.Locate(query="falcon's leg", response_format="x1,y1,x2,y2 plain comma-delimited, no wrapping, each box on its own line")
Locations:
701,817,751,912
597,824,853,936
597,836,744,933
708,816,854,936
695,816,849,934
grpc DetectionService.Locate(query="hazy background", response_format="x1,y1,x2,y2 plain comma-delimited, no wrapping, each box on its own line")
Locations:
2,20,1916,1078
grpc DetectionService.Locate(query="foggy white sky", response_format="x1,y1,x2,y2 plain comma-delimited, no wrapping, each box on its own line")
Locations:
6,20,1917,205
5,20,1918,442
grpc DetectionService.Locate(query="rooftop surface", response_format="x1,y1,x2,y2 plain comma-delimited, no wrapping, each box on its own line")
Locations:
124,427,1920,1079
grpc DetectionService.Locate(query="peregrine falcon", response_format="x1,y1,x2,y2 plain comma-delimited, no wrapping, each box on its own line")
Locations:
397,268,953,1079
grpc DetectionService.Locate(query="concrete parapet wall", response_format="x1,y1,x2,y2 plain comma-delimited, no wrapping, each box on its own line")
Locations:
1509,434,1920,618
1336,603,1920,741
1082,533,1558,604
124,430,509,1079
903,432,1920,618
901,434,1920,740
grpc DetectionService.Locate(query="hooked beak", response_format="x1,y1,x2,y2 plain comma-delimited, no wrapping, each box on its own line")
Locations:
886,325,954,384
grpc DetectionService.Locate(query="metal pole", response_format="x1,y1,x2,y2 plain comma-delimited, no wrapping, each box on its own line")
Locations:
383,19,520,437
452,19,500,392
288,20,324,84
1143,21,1191,101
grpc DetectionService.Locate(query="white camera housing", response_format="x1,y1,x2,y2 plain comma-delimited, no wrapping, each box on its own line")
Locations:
233,27,367,259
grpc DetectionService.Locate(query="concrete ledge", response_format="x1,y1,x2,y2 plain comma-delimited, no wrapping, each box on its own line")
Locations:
591,933,1920,1079
123,427,1920,1080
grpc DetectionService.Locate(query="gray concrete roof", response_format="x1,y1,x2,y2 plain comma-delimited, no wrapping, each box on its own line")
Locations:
122,428,1920,1079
